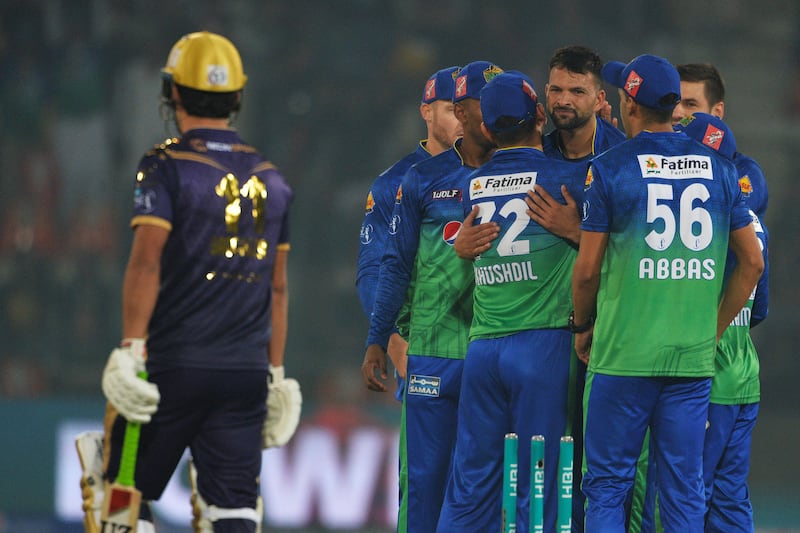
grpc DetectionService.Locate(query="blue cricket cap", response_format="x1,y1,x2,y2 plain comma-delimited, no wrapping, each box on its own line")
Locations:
602,54,681,110
674,112,737,160
421,66,461,104
480,71,539,133
453,61,504,103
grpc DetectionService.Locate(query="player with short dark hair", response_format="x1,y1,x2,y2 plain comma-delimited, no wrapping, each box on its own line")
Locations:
674,63,726,116
89,31,298,532
672,63,768,220
543,45,626,164
436,70,586,533
361,60,502,532
573,54,763,530
453,46,626,532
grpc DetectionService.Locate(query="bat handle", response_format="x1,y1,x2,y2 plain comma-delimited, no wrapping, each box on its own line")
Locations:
117,371,148,487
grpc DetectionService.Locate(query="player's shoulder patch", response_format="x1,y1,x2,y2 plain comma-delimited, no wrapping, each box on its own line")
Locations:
365,191,375,213
738,175,753,196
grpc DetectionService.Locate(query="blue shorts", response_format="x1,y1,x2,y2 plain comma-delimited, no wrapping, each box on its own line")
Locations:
398,354,463,533
704,402,758,532
437,328,572,533
106,367,267,511
631,402,758,533
583,373,711,533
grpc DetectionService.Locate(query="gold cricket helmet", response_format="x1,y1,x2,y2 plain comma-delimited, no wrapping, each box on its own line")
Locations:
161,31,247,92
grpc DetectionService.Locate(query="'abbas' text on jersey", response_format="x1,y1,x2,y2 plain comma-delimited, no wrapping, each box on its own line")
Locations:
581,131,751,377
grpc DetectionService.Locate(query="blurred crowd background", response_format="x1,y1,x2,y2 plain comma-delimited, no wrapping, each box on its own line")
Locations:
1,0,799,530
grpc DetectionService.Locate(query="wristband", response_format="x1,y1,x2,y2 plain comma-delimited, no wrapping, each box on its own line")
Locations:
568,310,594,333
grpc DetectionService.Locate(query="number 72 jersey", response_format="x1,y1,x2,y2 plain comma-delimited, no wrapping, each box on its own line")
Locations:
465,147,586,340
581,131,752,377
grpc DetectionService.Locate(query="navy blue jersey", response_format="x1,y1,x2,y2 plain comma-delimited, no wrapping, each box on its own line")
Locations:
366,142,474,358
356,142,430,318
131,129,292,370
733,151,768,221
542,117,626,162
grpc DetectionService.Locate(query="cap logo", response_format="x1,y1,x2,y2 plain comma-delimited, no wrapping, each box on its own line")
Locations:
207,65,230,87
455,74,468,99
702,124,725,151
522,80,537,101
625,70,642,97
483,65,503,83
167,49,181,69
424,79,437,101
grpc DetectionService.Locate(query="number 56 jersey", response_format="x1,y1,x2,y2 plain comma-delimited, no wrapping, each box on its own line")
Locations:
130,129,293,370
581,130,752,377
466,147,585,340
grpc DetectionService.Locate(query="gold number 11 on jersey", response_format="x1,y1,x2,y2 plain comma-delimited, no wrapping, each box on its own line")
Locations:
213,173,269,259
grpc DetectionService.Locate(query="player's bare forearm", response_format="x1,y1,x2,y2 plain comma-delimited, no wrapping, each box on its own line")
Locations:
386,332,408,379
454,205,499,259
122,225,168,339
574,329,593,364
525,184,580,245
362,344,389,392
270,249,289,367
717,225,764,339
571,231,607,326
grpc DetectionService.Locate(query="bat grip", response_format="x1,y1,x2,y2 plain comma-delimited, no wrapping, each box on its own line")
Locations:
117,371,147,487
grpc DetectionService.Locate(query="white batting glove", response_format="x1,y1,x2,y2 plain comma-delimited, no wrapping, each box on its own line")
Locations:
75,430,104,533
102,339,160,424
263,365,302,448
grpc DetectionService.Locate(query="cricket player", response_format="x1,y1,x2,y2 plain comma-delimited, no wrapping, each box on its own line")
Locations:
672,63,768,220
573,54,763,531
436,71,586,533
543,45,626,164
80,31,300,533
361,60,502,533
630,113,770,533
452,46,627,532
357,66,462,399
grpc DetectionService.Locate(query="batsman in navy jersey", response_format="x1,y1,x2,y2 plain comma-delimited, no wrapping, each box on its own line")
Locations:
100,32,294,532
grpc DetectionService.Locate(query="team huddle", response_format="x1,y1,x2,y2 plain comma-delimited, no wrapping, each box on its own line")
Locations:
358,48,767,532
69,29,767,533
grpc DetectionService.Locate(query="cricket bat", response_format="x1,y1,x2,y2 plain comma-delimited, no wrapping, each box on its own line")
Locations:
101,371,147,533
